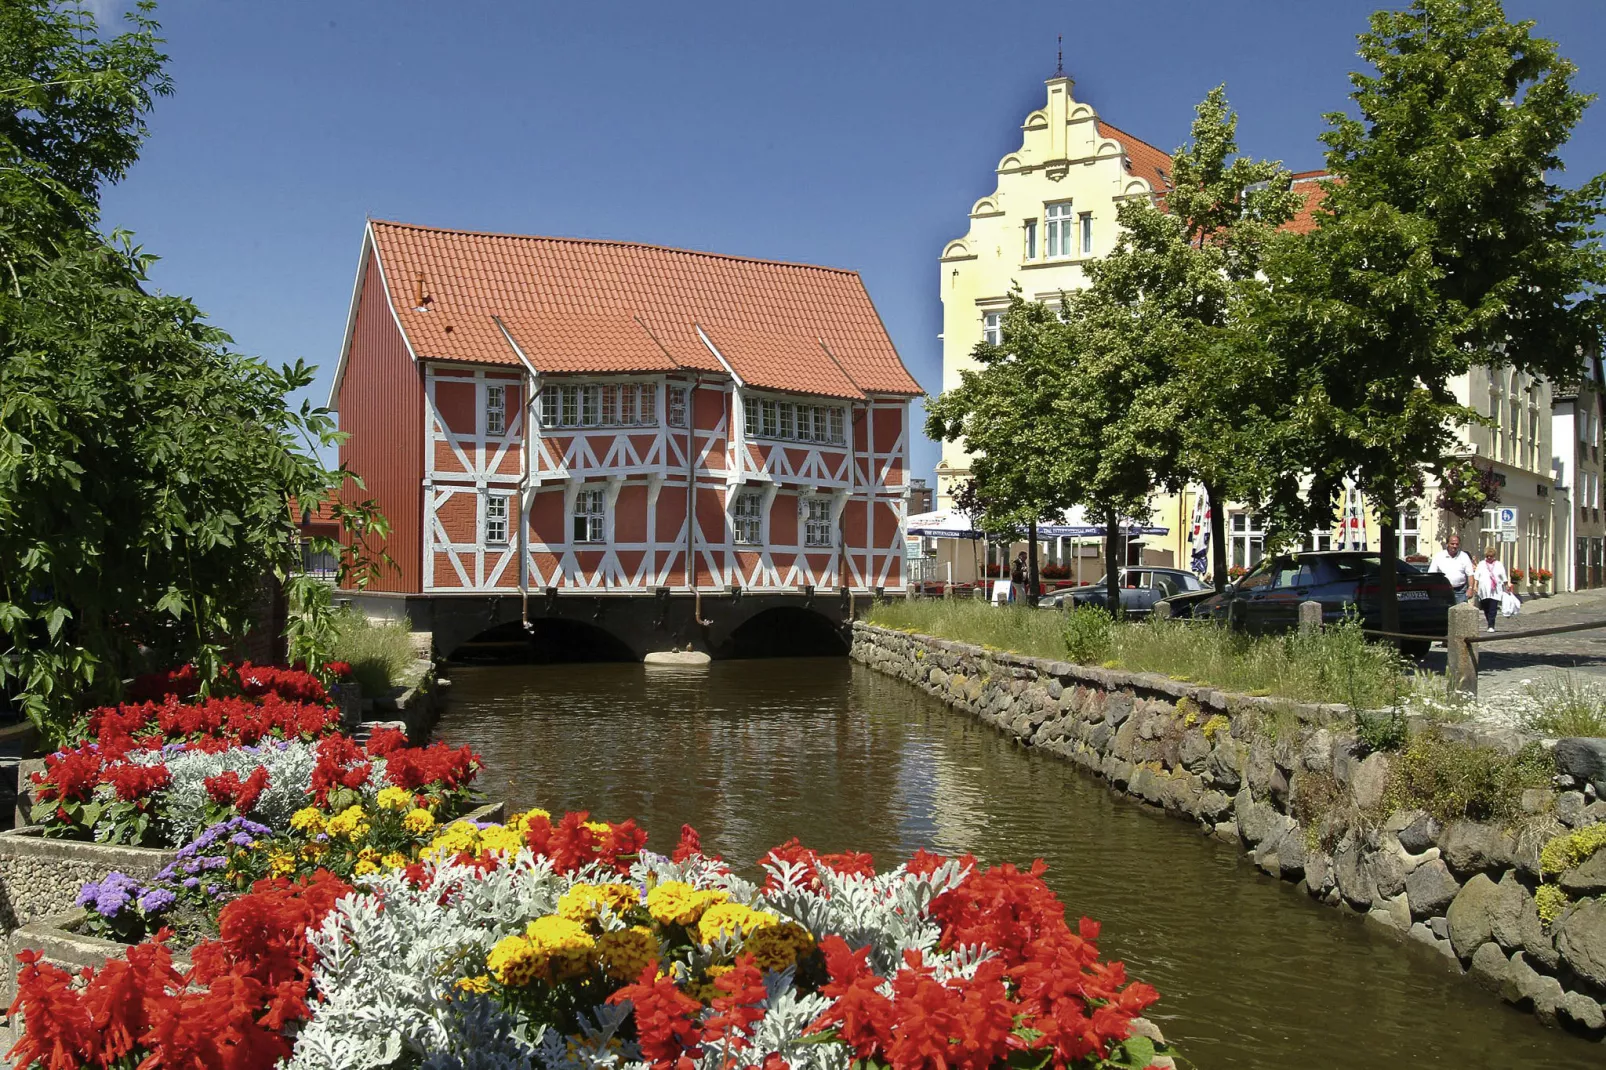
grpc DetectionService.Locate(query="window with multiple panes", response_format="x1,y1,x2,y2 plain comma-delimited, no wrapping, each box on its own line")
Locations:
1023,219,1038,260
1045,202,1073,257
804,498,833,546
1079,213,1093,255
1397,506,1420,558
982,311,1003,346
540,384,660,429
668,386,688,428
742,397,847,446
485,384,508,435
572,489,605,543
1230,512,1266,569
1302,529,1334,552
485,494,510,545
733,492,763,545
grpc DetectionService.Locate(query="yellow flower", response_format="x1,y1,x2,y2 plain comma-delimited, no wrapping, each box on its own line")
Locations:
421,821,483,863
454,974,492,994
477,824,526,856
584,821,612,837
743,920,815,971
357,846,380,863
326,805,370,842
300,840,327,861
687,963,733,1002
376,786,414,812
521,915,598,981
354,859,379,877
557,882,640,923
646,881,728,927
697,902,777,945
510,808,551,831
381,851,409,870
487,934,540,987
267,849,296,877
289,807,326,835
598,926,658,981
403,808,436,836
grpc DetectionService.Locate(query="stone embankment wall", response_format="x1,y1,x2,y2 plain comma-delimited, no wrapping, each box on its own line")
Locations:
852,622,1606,1040
0,831,175,938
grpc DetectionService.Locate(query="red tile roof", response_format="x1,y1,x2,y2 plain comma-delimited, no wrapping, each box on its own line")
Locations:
1283,171,1334,235
1096,120,1172,191
368,221,920,398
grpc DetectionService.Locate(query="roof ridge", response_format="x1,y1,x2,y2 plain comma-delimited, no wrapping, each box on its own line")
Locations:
367,218,864,278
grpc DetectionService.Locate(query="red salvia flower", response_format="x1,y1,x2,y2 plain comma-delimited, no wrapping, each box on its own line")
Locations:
608,965,705,1068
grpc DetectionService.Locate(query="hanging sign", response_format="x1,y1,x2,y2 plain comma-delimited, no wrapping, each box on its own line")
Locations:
1497,507,1518,543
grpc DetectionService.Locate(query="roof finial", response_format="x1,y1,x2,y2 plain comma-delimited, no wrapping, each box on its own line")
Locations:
1054,34,1064,78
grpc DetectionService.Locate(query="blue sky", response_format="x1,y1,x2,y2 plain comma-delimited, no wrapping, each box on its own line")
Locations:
93,0,1605,483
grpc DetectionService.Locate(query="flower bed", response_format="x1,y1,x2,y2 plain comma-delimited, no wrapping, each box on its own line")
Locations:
9,813,1170,1070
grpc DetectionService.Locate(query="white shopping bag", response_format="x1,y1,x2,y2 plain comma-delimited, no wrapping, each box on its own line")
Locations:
1501,591,1522,618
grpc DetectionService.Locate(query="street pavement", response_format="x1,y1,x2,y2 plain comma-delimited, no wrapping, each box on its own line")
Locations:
1418,587,1606,707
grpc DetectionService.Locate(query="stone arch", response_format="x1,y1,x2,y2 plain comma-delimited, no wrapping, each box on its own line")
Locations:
970,196,1002,217
997,154,1024,171
1023,110,1048,130
447,618,637,664
941,239,973,260
712,605,849,659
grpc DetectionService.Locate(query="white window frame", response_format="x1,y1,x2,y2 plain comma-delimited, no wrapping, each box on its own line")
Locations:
733,491,763,545
668,385,688,428
828,407,845,446
1397,506,1421,558
572,488,606,544
485,384,508,435
804,498,833,547
485,493,510,545
1302,529,1333,552
982,311,1003,347
1045,201,1073,258
1079,212,1093,255
761,399,779,438
1230,512,1266,570
1024,219,1038,260
778,401,795,440
540,385,561,429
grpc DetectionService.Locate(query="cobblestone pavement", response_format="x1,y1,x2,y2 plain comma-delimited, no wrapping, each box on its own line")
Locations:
1419,588,1606,706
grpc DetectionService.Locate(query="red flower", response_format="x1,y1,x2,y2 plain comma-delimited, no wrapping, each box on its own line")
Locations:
31,748,104,803
6,949,94,1070
671,823,703,863
608,966,704,1068
364,725,410,757
703,955,767,1049
759,839,873,891
203,767,270,813
101,762,171,803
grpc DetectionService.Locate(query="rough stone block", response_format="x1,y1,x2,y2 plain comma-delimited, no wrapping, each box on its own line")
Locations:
1559,991,1606,1035
1405,859,1460,920
1560,851,1606,896
1469,941,1510,992
1350,752,1390,811
1446,873,1499,961
1557,898,1606,990
1553,738,1606,790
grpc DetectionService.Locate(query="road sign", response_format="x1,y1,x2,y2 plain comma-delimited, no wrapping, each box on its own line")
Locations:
1497,507,1518,543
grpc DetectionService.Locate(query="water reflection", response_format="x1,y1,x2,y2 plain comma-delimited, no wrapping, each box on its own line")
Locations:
436,658,1595,1070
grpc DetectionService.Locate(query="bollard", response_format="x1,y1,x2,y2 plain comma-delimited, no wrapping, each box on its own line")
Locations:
1298,600,1322,634
1153,601,1172,621
1447,601,1481,698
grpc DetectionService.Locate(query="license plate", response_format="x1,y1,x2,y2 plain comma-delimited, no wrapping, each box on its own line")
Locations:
1399,590,1429,601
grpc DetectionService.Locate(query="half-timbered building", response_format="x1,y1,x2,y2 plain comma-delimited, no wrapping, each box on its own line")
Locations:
329,221,919,619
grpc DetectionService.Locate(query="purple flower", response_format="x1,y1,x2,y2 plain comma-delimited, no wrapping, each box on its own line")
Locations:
206,884,220,896
139,888,176,914
229,832,254,847
78,872,140,919
182,877,200,889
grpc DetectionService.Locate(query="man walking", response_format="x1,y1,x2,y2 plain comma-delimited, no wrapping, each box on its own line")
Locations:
1428,533,1476,604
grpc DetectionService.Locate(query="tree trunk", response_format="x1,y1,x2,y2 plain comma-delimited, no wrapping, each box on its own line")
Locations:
1104,507,1121,618
1378,513,1401,638
1205,481,1229,594
1027,520,1040,607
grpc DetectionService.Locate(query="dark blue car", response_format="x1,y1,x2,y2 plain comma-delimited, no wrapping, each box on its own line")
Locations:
1164,551,1454,655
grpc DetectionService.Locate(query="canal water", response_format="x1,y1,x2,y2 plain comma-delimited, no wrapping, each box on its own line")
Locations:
436,657,1595,1070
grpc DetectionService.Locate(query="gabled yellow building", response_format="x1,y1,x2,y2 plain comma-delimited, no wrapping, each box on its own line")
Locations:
933,71,1172,582
934,74,1568,590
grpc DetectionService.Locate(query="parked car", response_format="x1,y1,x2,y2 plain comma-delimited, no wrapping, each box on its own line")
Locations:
1170,551,1453,655
1039,567,1207,617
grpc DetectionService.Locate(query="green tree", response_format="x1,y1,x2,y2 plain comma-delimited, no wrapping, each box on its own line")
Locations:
1095,87,1302,592
0,2,387,739
1260,0,1606,634
926,295,1079,603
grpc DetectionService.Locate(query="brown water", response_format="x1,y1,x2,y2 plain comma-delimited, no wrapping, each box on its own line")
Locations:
436,657,1596,1070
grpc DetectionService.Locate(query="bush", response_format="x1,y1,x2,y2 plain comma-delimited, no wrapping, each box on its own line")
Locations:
1385,730,1554,825
1063,606,1114,665
331,611,419,696
865,599,1069,660
1517,675,1606,738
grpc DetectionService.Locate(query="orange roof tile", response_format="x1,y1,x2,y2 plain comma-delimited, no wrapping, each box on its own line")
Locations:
1096,120,1172,191
1283,171,1334,236
367,221,920,397
700,323,864,401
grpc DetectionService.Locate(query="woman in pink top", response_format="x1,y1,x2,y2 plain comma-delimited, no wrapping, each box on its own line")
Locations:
1472,545,1512,632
